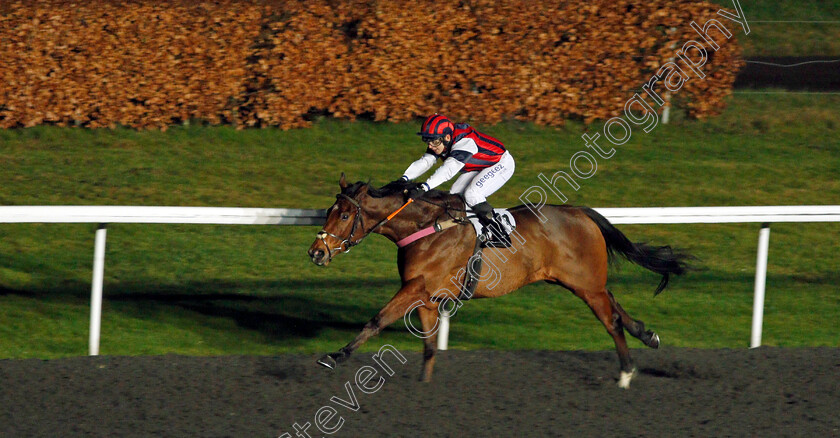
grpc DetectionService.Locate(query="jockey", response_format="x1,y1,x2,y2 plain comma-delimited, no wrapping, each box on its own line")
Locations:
397,114,516,247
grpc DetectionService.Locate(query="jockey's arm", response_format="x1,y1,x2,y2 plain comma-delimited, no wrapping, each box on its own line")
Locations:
402,153,437,181
424,156,466,190
423,138,477,190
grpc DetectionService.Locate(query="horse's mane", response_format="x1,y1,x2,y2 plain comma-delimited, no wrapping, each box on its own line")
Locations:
343,179,466,212
341,180,372,198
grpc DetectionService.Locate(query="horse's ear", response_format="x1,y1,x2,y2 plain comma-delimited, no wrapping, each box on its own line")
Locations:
339,172,347,189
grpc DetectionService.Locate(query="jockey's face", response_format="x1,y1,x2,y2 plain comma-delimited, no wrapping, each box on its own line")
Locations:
427,134,450,155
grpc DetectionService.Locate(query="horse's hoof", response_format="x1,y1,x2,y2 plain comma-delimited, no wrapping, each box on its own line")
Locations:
317,354,337,369
618,368,637,389
649,332,660,349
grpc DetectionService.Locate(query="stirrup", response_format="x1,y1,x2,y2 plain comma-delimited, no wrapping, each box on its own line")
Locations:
479,230,511,248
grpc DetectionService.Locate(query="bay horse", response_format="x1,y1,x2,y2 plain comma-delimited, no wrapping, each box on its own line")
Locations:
307,174,691,388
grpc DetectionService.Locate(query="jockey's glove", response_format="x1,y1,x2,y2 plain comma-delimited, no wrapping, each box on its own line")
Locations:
405,182,430,200
387,175,410,187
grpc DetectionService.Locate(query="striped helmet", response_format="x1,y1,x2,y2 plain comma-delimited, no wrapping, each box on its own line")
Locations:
418,114,454,143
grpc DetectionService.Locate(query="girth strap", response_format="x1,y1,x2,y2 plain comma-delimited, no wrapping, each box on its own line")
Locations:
430,234,484,303
457,238,484,301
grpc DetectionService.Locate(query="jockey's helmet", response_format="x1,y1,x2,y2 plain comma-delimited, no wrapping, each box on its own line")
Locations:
418,114,454,144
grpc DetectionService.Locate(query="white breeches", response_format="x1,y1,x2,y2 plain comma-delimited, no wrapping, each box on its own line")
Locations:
449,151,515,207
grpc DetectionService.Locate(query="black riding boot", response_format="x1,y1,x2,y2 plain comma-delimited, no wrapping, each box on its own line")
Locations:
471,201,510,248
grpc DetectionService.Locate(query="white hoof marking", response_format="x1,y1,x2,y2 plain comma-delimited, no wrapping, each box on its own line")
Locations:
618,368,637,389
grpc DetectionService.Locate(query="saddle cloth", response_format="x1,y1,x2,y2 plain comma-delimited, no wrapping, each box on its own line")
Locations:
466,208,516,237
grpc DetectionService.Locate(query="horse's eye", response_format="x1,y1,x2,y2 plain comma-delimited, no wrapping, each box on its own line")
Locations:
341,213,350,220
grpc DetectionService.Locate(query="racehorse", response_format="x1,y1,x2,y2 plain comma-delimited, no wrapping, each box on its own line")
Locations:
307,174,691,388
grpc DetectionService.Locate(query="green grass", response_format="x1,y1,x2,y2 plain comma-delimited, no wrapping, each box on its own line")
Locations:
0,91,838,359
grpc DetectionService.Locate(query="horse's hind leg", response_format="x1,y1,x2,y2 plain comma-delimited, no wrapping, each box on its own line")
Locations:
607,290,660,349
571,287,636,389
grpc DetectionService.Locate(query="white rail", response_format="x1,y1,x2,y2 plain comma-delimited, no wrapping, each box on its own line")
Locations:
0,206,325,356
595,205,840,224
0,206,327,225
0,205,837,355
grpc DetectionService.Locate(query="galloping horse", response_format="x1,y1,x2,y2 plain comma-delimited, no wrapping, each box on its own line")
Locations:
307,174,691,388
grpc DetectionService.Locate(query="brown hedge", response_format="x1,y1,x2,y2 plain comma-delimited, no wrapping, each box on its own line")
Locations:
0,0,743,130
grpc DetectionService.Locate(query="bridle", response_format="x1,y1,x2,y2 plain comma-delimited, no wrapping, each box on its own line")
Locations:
316,194,366,261
316,193,414,263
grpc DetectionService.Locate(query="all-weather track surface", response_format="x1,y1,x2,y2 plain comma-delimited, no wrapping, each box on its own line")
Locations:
1,348,838,437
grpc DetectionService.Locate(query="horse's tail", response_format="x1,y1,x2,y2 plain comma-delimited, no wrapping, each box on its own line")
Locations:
581,207,692,295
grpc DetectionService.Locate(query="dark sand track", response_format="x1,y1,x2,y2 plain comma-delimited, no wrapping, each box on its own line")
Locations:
2,348,838,437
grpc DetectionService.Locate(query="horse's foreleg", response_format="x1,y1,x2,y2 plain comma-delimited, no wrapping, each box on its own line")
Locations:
317,278,426,370
417,306,440,382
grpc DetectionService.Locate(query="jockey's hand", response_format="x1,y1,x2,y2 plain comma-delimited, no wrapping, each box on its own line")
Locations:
405,183,429,200
389,175,410,187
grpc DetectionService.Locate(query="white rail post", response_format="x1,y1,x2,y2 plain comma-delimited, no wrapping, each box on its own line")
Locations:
661,27,677,124
89,224,108,356
437,309,450,351
662,94,672,125
750,223,771,348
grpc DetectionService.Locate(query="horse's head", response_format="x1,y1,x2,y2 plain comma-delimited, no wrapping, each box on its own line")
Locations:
308,173,406,266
